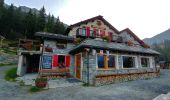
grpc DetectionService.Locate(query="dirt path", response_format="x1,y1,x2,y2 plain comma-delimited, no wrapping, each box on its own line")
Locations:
0,66,170,100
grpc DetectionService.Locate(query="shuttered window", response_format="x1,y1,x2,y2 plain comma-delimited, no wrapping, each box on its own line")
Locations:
65,55,70,67
53,54,58,67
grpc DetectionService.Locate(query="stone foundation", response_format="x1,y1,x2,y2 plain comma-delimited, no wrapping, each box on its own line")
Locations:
95,69,160,86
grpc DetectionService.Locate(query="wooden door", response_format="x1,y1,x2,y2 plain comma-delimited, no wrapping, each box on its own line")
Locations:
75,54,81,79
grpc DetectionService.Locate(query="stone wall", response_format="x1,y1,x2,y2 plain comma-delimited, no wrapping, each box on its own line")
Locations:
82,52,97,84
95,68,160,86
80,52,159,86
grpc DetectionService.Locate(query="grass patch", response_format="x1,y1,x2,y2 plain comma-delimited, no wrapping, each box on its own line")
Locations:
82,83,90,87
29,86,48,93
0,48,17,55
0,63,16,67
4,67,17,81
29,86,43,92
18,80,25,86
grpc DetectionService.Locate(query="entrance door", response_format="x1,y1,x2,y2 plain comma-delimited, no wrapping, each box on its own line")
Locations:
75,54,81,79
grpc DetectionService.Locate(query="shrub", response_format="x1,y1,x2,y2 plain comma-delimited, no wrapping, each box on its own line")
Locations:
29,86,41,92
74,38,81,44
102,36,110,42
5,67,17,81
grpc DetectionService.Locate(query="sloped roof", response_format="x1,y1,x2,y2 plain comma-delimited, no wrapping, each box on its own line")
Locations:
69,38,160,55
35,32,74,41
65,15,119,35
120,28,145,45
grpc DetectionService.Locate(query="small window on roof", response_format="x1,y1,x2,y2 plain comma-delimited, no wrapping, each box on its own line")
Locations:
56,42,66,49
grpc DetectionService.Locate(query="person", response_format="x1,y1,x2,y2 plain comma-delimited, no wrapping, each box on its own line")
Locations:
59,62,65,68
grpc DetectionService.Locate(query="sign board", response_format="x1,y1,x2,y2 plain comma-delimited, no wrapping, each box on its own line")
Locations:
42,55,52,69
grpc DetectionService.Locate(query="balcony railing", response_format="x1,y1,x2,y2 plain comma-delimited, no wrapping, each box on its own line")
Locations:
76,28,125,43
76,28,96,38
18,39,41,51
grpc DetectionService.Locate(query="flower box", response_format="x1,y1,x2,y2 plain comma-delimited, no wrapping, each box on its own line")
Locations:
35,77,47,88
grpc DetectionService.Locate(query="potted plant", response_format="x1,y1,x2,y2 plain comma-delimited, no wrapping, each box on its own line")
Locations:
127,40,133,46
74,38,81,44
35,77,47,88
142,43,150,48
102,36,110,42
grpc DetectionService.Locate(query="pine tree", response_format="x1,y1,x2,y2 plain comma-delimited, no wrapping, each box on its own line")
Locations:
37,6,46,31
23,9,37,38
54,16,66,34
46,14,55,32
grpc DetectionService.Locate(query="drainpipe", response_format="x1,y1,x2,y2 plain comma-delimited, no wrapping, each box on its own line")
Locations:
87,50,90,85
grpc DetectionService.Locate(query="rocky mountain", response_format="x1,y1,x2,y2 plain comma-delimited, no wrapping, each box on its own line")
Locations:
143,28,170,45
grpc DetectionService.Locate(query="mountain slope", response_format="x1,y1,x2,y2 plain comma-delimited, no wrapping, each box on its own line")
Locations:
143,28,170,45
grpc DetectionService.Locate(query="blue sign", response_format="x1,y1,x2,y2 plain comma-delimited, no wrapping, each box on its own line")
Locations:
42,55,52,69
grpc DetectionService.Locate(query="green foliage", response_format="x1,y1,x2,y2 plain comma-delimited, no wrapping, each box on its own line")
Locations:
102,36,110,42
152,40,170,61
19,80,25,86
0,3,66,40
5,67,17,81
29,86,41,92
0,63,16,67
0,47,17,55
35,77,47,83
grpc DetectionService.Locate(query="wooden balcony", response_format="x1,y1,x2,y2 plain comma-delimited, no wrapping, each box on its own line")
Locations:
18,39,41,51
76,28,124,43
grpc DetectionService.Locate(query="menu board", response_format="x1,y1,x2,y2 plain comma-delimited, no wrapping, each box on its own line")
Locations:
42,55,52,69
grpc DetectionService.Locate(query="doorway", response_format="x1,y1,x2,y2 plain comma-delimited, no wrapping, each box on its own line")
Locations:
75,54,81,79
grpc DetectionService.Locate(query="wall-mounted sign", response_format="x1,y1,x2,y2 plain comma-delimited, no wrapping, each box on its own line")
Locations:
42,55,52,69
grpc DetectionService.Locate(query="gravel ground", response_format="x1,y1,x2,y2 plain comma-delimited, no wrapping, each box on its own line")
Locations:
0,66,170,100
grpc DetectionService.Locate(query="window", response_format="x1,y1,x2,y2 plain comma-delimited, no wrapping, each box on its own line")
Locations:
53,54,70,68
58,55,65,68
97,54,116,69
56,43,66,49
108,55,116,68
97,55,104,68
123,56,136,68
141,57,150,67
81,28,86,36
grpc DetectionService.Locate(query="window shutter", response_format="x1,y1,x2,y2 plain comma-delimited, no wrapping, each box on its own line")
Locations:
86,27,90,37
65,55,70,67
98,29,100,37
108,32,112,41
53,54,58,67
102,30,105,37
93,28,97,37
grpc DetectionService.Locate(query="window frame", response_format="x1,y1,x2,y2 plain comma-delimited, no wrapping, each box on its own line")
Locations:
122,55,137,69
96,53,117,70
139,56,151,68
56,43,67,49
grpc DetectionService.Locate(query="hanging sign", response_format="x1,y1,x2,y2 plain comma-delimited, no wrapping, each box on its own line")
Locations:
42,55,52,69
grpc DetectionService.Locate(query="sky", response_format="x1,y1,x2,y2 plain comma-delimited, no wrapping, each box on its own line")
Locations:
5,0,170,39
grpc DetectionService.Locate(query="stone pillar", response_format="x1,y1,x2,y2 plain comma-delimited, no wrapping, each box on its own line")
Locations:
17,54,23,76
135,56,139,68
115,54,119,69
118,55,123,69
149,57,153,68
